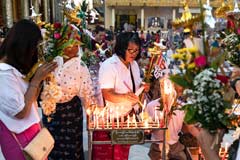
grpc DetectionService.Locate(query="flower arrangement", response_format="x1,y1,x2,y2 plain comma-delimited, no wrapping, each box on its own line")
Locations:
43,22,81,61
183,68,230,131
39,22,82,119
222,31,240,67
40,74,62,121
220,3,240,67
170,38,233,132
169,1,235,133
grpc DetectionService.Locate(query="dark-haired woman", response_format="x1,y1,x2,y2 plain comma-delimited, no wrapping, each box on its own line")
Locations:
0,19,57,160
93,32,150,160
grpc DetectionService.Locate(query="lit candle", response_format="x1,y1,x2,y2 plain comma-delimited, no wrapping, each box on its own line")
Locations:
222,143,229,160
102,113,104,129
96,115,99,128
121,116,124,129
111,109,115,129
133,115,137,128
127,115,130,128
109,108,112,123
142,100,147,121
93,114,96,128
116,107,119,128
144,120,149,128
159,111,164,119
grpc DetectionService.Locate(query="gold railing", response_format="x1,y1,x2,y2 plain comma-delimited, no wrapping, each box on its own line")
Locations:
105,0,234,8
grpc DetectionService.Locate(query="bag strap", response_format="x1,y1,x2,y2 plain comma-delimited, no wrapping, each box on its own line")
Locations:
11,132,24,150
129,65,136,93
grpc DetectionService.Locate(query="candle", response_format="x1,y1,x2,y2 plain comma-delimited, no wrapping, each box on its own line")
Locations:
111,109,115,129
222,143,229,160
102,114,104,129
154,107,157,122
109,108,112,123
96,115,99,128
159,111,164,127
144,120,149,128
157,116,159,127
106,108,109,128
116,107,119,128
121,116,124,129
133,115,137,128
93,114,96,128
159,111,164,119
120,106,124,128
142,100,147,121
127,115,130,128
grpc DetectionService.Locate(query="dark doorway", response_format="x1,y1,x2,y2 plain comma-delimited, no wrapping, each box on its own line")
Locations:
116,14,137,31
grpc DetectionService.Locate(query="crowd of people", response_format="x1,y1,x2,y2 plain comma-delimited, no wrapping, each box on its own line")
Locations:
0,17,236,160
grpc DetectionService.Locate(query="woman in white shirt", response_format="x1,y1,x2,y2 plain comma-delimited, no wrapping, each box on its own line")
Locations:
93,32,150,160
0,19,57,160
42,24,95,160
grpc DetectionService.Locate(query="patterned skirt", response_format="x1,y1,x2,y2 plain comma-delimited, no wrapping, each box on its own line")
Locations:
42,96,84,160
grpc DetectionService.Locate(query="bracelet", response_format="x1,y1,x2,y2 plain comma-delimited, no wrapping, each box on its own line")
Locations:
230,78,240,91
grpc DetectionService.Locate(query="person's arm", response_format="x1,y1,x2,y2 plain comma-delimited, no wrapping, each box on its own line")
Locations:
15,62,57,119
102,88,139,105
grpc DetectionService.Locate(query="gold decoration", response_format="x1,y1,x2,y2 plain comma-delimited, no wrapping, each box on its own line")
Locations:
214,0,232,18
24,40,46,81
30,6,45,27
172,0,201,29
226,0,240,20
63,1,81,25
23,60,44,81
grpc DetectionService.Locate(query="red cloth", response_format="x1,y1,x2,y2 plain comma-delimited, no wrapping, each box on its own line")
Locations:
92,131,130,160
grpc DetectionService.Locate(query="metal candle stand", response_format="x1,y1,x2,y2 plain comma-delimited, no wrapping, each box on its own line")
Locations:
87,114,168,160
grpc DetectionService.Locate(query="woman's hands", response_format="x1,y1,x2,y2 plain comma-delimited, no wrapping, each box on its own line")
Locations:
16,61,58,119
31,61,58,86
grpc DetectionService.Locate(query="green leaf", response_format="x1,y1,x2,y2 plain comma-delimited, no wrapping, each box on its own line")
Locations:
169,74,191,88
183,104,197,124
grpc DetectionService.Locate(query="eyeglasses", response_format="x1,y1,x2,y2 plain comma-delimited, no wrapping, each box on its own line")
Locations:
127,48,139,54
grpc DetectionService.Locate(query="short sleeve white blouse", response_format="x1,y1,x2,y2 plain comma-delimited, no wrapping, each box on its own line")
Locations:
53,57,95,103
0,63,40,134
99,54,142,115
